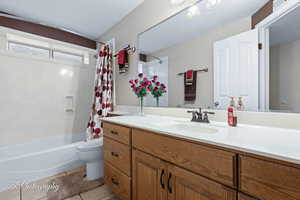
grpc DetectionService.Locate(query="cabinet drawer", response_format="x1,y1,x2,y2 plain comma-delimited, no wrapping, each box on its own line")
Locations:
103,122,131,145
132,129,237,187
103,137,131,176
240,156,300,200
104,163,131,200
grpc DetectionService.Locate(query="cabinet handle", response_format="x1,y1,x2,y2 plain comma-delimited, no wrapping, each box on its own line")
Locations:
110,130,119,135
111,178,119,185
111,152,119,157
160,170,165,189
167,173,172,193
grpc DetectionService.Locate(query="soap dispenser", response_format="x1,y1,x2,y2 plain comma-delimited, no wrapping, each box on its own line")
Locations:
237,97,245,111
228,97,237,127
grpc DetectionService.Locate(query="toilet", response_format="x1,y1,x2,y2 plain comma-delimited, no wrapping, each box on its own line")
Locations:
77,138,103,180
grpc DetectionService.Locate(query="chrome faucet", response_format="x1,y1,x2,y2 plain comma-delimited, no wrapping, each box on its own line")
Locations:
187,108,215,123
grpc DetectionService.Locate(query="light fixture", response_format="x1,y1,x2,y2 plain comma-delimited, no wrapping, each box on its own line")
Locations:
206,0,222,8
187,5,200,18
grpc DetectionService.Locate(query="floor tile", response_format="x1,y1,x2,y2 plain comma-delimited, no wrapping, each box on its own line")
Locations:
0,187,20,200
22,173,66,200
80,186,114,200
64,195,82,200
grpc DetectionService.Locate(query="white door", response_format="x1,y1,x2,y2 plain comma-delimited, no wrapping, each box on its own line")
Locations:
214,29,259,111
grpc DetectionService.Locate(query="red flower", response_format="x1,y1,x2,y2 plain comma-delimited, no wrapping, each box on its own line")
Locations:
94,128,101,135
161,84,166,89
154,87,158,92
129,80,134,84
135,79,139,84
153,75,158,80
156,82,161,86
90,121,96,127
152,79,156,83
143,77,148,82
131,85,136,89
138,73,143,78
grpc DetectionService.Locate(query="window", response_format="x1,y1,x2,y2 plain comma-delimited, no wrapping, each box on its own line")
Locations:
53,51,84,63
8,42,50,58
6,33,91,65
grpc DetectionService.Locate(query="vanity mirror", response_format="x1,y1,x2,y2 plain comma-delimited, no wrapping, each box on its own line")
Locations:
122,0,300,113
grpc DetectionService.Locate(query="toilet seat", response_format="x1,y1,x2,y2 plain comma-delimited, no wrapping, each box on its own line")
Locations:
77,138,102,152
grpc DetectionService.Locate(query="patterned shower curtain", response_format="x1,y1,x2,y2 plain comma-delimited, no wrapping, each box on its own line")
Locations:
87,45,113,140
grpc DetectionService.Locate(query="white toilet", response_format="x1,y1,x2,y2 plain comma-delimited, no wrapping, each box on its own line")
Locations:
77,138,103,180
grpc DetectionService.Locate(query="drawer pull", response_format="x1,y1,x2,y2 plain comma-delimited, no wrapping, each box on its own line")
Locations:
111,152,119,157
110,130,119,135
167,173,172,193
160,169,165,189
111,178,119,185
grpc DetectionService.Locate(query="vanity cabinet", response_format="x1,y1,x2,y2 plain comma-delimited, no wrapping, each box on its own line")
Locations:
103,123,132,200
132,128,237,187
132,150,168,200
239,156,300,200
132,149,236,200
103,121,300,200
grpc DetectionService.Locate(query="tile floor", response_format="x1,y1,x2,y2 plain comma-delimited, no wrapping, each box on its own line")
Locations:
0,166,111,200
63,185,118,200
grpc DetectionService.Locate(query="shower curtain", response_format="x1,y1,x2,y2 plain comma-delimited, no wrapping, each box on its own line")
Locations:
87,45,113,140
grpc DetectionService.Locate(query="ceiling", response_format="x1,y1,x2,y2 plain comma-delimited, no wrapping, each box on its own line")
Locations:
270,6,300,46
0,0,144,40
139,0,269,54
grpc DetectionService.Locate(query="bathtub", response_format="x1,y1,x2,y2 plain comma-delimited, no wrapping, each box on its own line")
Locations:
0,134,86,192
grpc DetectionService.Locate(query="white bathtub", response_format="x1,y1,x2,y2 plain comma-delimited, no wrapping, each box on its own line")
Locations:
0,134,86,192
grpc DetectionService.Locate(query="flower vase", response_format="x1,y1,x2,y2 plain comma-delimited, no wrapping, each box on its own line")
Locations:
156,97,159,107
140,97,144,116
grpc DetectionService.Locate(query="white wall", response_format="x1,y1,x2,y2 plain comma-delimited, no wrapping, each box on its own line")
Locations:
270,40,300,113
0,28,96,146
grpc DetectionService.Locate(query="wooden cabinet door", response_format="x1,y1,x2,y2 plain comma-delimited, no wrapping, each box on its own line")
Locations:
132,150,168,200
239,193,259,200
167,164,236,200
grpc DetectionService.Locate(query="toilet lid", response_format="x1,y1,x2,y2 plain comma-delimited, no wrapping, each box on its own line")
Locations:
77,138,103,151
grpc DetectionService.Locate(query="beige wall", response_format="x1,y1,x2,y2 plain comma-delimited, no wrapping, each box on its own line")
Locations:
152,17,251,108
270,40,300,113
99,0,193,106
0,28,95,146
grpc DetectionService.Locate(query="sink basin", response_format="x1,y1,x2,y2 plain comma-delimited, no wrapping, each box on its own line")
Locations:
164,123,219,134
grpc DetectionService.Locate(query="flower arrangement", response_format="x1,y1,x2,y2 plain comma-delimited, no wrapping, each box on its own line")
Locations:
129,73,167,113
129,73,152,114
129,73,152,97
149,75,167,107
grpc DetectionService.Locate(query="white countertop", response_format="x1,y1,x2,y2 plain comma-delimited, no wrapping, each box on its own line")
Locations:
102,115,300,165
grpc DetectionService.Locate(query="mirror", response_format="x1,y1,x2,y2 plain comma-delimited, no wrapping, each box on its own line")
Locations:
137,0,268,110
269,7,300,113
121,0,299,113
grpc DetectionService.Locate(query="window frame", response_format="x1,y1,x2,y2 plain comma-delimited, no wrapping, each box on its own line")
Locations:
7,40,52,58
52,49,84,64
